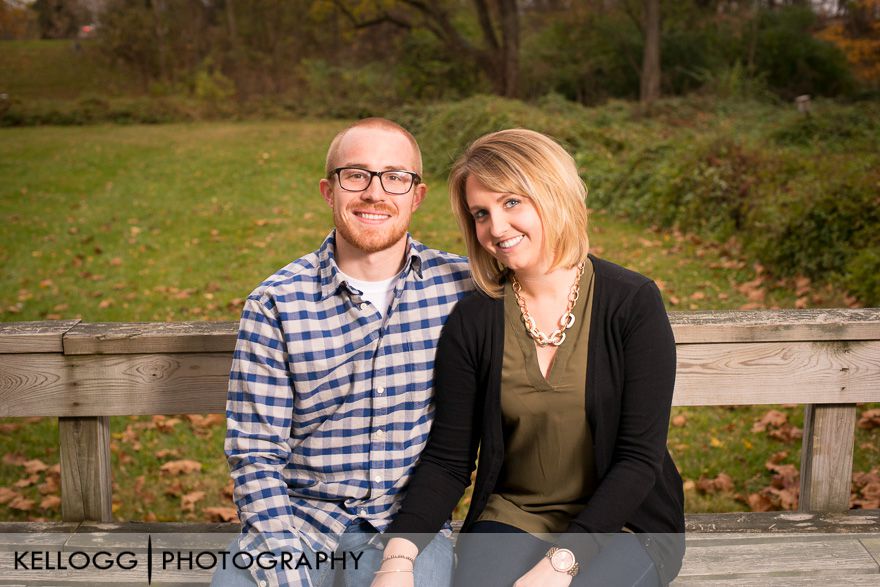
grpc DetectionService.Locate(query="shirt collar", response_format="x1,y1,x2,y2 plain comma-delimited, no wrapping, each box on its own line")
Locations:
318,230,424,300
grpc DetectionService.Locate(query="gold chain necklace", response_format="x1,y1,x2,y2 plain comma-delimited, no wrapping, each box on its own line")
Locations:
510,262,585,347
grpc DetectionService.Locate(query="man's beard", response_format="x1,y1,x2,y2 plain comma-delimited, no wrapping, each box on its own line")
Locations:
333,203,408,254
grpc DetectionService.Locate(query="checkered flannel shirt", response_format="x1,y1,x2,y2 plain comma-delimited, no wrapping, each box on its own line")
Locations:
225,230,472,587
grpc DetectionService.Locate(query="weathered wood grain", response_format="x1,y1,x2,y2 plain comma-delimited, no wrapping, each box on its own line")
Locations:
676,537,879,579
0,354,230,417
673,340,880,406
669,308,880,343
62,322,237,356
59,417,112,523
672,573,880,585
862,537,880,568
800,404,858,512
0,321,80,354
0,354,69,417
685,510,880,533
2,341,876,417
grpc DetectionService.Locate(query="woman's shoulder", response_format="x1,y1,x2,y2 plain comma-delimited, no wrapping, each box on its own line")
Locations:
590,254,664,310
453,288,501,314
590,254,654,289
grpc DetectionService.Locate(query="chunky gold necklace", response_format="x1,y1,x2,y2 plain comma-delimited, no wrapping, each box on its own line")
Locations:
510,262,585,347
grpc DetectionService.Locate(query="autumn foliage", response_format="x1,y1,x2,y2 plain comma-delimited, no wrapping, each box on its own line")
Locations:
819,0,880,87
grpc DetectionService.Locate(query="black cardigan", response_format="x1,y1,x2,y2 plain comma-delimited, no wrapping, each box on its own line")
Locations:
388,256,685,583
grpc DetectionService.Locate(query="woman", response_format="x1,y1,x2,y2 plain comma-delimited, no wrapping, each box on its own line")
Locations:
372,129,684,587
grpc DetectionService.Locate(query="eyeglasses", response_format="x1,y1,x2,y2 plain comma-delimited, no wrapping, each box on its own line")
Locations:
330,167,421,195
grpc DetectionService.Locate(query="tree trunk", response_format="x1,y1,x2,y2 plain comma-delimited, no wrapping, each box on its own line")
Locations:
150,0,170,82
226,0,238,45
499,0,520,97
640,0,661,108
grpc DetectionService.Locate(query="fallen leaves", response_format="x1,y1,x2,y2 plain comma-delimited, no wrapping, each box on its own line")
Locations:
752,410,802,443
160,460,202,475
742,452,800,512
857,408,880,430
181,491,206,513
204,507,238,523
696,472,735,494
852,469,880,509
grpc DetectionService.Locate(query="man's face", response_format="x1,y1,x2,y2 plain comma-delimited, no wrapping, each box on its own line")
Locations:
320,127,425,255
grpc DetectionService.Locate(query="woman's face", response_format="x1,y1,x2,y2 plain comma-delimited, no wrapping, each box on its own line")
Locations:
464,175,546,276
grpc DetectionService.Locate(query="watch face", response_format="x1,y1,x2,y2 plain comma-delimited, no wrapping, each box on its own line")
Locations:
551,548,575,572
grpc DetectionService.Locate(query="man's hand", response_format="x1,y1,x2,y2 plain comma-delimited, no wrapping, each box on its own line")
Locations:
513,556,574,587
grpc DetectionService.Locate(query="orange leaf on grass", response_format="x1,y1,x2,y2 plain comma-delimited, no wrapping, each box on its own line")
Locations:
204,507,239,523
747,492,774,512
857,409,880,430
752,410,787,433
14,474,40,488
185,414,225,428
8,496,35,511
160,460,202,475
0,487,21,504
181,491,206,513
40,495,61,510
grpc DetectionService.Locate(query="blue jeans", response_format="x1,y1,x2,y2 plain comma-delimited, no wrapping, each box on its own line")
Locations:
454,521,661,587
211,521,454,587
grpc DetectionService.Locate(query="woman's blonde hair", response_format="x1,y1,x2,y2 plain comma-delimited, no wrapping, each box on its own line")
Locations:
448,128,590,297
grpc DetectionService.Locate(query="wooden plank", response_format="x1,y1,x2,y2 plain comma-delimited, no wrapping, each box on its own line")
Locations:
59,417,112,523
63,322,237,356
676,537,878,579
685,510,880,533
0,321,80,354
673,573,880,585
0,354,230,417
672,340,880,406
861,536,880,568
800,404,857,512
0,354,69,417
3,341,877,416
670,308,880,343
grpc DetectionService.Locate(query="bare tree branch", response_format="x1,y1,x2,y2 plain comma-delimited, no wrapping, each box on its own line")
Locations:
472,0,500,50
332,0,413,30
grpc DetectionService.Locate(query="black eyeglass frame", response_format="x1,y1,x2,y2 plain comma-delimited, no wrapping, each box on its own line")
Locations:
329,167,422,195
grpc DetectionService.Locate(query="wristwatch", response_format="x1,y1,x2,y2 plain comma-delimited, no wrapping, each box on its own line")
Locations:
545,546,580,577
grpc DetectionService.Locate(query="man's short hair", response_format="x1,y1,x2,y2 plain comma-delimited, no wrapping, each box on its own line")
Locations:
448,128,590,298
325,118,423,177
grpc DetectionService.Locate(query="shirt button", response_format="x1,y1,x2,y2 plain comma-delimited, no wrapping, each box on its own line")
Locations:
374,475,383,484
259,581,267,587
359,509,367,517
376,387,384,395
375,429,385,439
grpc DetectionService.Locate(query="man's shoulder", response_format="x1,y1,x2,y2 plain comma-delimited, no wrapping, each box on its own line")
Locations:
247,250,323,302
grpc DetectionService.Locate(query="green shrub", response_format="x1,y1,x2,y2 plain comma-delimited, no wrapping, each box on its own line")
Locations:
753,7,855,99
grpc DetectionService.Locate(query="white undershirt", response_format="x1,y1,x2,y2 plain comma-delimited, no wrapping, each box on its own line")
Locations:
340,271,398,320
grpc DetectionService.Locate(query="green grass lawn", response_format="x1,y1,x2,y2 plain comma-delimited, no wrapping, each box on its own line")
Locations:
1,121,877,522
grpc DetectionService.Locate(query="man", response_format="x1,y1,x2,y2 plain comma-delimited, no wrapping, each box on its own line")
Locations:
212,118,472,587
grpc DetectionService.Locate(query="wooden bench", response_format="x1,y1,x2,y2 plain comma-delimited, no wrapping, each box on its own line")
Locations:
0,308,878,584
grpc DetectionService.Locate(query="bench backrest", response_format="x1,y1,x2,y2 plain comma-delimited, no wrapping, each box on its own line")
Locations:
1,309,878,522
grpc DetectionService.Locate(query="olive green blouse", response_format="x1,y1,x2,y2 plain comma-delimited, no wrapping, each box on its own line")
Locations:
477,260,597,534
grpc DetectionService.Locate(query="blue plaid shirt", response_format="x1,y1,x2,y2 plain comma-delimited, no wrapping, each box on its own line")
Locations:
225,231,472,586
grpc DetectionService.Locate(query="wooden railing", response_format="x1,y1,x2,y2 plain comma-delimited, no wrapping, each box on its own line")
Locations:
1,309,878,522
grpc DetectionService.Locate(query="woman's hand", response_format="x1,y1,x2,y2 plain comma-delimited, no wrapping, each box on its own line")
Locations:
513,556,574,587
369,538,418,587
